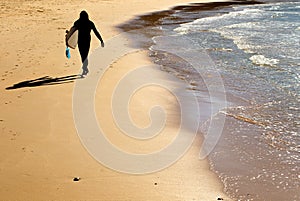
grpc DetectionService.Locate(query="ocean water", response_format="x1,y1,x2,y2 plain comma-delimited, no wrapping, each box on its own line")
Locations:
165,2,299,200
119,1,300,200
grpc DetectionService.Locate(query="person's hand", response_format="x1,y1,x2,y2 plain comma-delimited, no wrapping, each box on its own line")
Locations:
101,41,104,47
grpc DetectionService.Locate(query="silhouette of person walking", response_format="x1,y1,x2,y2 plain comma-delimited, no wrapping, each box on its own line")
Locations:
68,11,104,76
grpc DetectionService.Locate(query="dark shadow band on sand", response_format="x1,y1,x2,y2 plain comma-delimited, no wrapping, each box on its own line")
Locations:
6,74,83,90
118,0,263,32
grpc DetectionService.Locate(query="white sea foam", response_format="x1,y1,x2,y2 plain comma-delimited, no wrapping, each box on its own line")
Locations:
210,22,264,54
250,55,279,67
174,8,267,55
174,8,264,35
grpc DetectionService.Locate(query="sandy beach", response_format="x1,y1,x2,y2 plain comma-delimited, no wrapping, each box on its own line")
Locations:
0,0,232,200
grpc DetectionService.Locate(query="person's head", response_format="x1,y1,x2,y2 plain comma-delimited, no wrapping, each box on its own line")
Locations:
79,10,89,21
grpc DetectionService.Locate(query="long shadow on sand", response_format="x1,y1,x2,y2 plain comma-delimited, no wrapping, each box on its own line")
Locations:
6,74,83,90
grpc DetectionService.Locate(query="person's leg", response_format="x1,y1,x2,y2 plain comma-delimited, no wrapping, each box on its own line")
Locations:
79,46,89,63
78,40,91,75
81,58,89,76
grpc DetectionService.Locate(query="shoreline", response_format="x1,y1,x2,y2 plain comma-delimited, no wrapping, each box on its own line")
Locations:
116,1,264,200
0,0,235,200
120,1,300,201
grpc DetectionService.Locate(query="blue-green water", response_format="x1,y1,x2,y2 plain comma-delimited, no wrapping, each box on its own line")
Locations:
151,1,299,200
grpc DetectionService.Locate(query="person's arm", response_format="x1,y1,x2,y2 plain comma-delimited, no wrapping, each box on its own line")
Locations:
92,22,104,47
66,26,77,35
65,21,78,47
